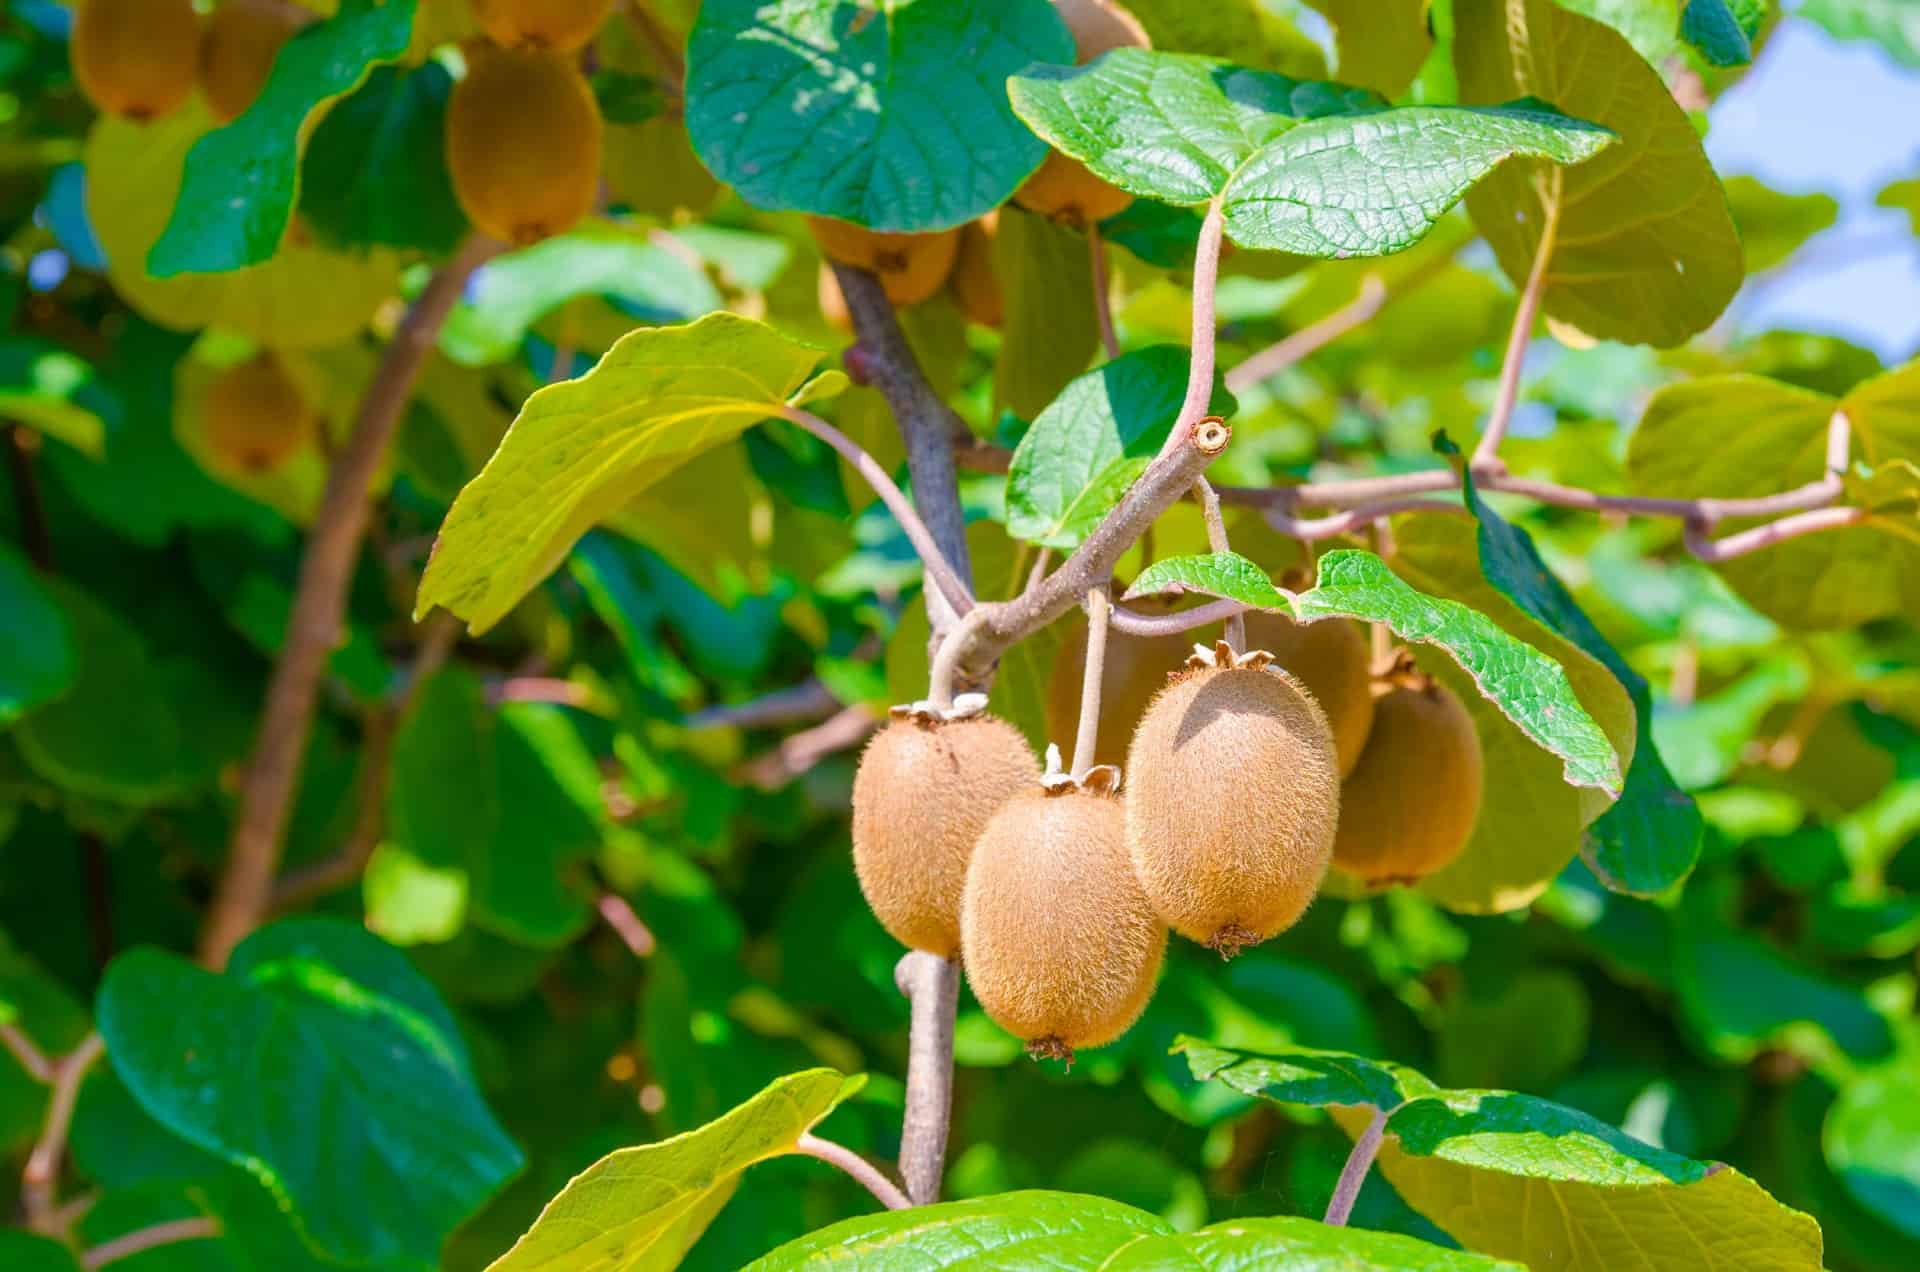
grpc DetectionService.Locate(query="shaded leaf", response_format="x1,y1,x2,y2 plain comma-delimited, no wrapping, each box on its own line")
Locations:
299,61,468,255
1682,0,1766,66
993,208,1099,421
1801,0,1920,67
0,544,74,727
1126,551,1288,609
0,1232,78,1272
1304,0,1435,96
1824,1064,1920,1240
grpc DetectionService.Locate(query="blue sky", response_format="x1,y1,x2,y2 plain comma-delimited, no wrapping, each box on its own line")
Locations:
1708,15,1920,361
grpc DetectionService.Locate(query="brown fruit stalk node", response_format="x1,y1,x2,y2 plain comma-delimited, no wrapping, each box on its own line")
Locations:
1124,641,1341,959
961,749,1165,1068
850,694,1039,960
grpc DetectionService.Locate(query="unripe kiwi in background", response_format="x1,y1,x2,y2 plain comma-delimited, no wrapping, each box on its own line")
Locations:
817,264,853,333
200,0,310,124
1334,680,1484,886
808,219,961,308
1125,658,1341,955
447,45,603,246
1014,0,1145,227
1044,605,1191,771
962,786,1165,1062
470,0,612,52
203,353,314,473
71,0,202,123
948,218,1003,328
1240,611,1375,777
850,713,1039,957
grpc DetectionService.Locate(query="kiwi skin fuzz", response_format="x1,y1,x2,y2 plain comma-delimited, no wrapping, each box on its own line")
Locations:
447,45,603,247
808,218,962,307
851,714,1039,958
1125,663,1341,956
471,0,613,52
199,1,305,124
1044,609,1192,771
948,220,1003,328
1241,612,1375,777
72,0,202,123
1334,681,1484,886
961,787,1166,1062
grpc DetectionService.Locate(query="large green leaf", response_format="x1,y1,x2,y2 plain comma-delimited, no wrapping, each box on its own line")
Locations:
1682,0,1767,66
1458,469,1701,895
1824,1063,1920,1240
1802,0,1920,67
1304,0,1434,96
1127,551,1288,608
1182,1040,1824,1272
685,0,1072,231
0,1232,78,1272
299,61,468,256
417,313,838,634
1724,175,1839,273
1005,346,1234,550
148,0,417,276
745,1191,1517,1270
487,1068,864,1271
1008,50,1612,257
993,207,1099,421
0,544,74,727
96,919,523,1270
1455,0,1744,346
13,582,188,805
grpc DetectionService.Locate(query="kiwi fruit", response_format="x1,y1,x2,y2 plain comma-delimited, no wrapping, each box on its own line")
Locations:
961,782,1166,1062
1013,0,1145,227
71,0,202,123
1241,611,1375,777
1125,645,1341,956
948,218,1003,328
447,44,603,246
200,0,309,124
1053,0,1151,52
203,353,314,473
470,0,612,52
1044,603,1192,771
1333,679,1484,886
850,708,1040,958
808,218,961,308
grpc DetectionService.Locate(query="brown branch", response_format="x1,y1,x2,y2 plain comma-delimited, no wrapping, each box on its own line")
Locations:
1089,224,1120,361
1225,275,1390,394
1685,506,1868,561
1472,176,1562,472
893,952,960,1205
201,234,499,969
82,1218,221,1270
484,676,597,709
683,680,841,731
23,1032,104,1232
1110,597,1245,638
736,704,883,791
795,1132,912,1211
1070,586,1111,780
0,1023,53,1083
1325,1105,1390,1226
1193,477,1245,652
596,892,656,958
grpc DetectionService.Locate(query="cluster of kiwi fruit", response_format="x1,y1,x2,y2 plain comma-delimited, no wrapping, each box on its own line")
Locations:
70,0,309,125
853,598,1485,1064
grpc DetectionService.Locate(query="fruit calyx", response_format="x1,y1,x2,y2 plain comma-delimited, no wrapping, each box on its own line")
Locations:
1027,1035,1076,1067
890,692,990,725
1038,743,1120,797
1207,924,1262,961
1183,639,1277,673
1370,647,1433,693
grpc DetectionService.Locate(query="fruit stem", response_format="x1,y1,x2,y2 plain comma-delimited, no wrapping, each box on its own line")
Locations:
795,1133,911,1211
1071,586,1112,781
1193,477,1245,653
778,403,976,621
894,951,961,1204
1089,224,1120,361
1470,171,1562,474
1324,1104,1391,1226
81,1218,221,1270
927,605,994,711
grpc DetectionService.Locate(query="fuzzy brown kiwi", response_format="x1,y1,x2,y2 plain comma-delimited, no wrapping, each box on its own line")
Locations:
1240,611,1375,777
850,712,1039,958
808,218,961,308
72,0,202,123
961,784,1166,1062
1333,678,1484,886
948,218,1003,328
470,0,612,52
1124,648,1341,956
1044,603,1192,771
446,44,603,246
1013,0,1145,227
203,353,314,473
199,0,308,124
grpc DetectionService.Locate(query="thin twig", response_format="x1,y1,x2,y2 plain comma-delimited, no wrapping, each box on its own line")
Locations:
1110,597,1246,638
779,404,975,619
6,424,54,571
81,1218,220,1270
23,1032,105,1231
1193,477,1245,652
1225,275,1390,394
1471,177,1562,473
736,705,882,791
1070,586,1111,780
682,680,840,731
1685,506,1868,561
893,952,960,1205
795,1132,911,1211
1089,224,1120,361
1266,497,1469,541
485,676,597,709
596,892,656,958
621,0,685,97
201,235,499,969
1325,1106,1390,1226
0,1023,53,1083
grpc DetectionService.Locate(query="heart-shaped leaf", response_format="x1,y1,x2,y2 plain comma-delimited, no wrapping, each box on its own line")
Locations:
97,919,523,1270
0,544,73,727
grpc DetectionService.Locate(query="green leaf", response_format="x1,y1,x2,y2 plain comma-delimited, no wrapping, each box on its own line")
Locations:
1126,552,1289,609
1802,0,1920,67
0,337,109,458
147,0,417,276
1878,176,1920,235
486,1068,864,1271
1682,0,1766,66
1005,346,1234,550
1294,549,1623,795
1724,175,1839,273
1457,467,1701,895
1456,0,1745,346
1181,1039,1824,1272
685,0,1073,231
0,1231,78,1272
97,919,522,1270
439,225,723,367
0,544,74,727
299,62,468,256
1304,0,1435,96
993,208,1100,421
1824,1064,1920,1239
418,313,835,634
1008,50,1612,257
14,582,188,805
